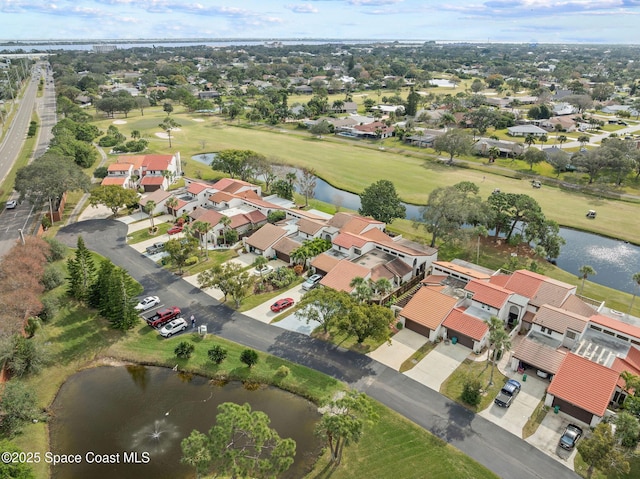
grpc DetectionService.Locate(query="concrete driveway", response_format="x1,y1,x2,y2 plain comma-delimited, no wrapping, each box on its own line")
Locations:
479,372,549,437
367,329,427,371
243,283,305,323
273,310,321,335
404,341,470,391
527,411,583,470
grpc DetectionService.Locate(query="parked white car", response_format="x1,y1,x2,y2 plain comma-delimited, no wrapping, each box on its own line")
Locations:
302,274,323,291
5,200,17,209
159,318,188,337
135,296,160,311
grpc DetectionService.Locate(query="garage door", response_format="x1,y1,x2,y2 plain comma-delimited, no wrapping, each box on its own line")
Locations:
446,330,474,349
552,397,593,424
405,320,431,338
275,251,290,263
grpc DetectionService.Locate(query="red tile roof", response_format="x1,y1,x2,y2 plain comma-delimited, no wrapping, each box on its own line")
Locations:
561,295,597,317
140,175,165,185
310,253,341,274
488,274,510,288
442,308,489,341
465,279,511,308
341,217,373,235
401,286,458,331
333,232,369,249
590,313,640,339
213,177,254,194
421,275,448,285
612,346,640,389
548,353,619,417
504,270,574,307
319,259,370,293
107,163,131,172
209,191,234,203
273,236,300,256
194,209,224,228
101,177,127,186
297,218,326,235
187,182,209,194
143,155,173,171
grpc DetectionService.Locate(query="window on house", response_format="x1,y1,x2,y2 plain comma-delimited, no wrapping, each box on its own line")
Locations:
616,334,629,341
590,325,602,332
602,329,615,336
354,248,361,255
565,330,577,340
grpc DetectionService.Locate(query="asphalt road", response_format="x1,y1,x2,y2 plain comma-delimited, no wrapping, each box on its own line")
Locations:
0,62,56,256
57,219,580,479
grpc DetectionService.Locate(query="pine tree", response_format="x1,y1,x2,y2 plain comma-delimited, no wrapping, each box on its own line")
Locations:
66,236,95,302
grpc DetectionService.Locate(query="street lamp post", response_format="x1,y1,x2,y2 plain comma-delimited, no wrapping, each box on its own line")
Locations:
18,228,25,246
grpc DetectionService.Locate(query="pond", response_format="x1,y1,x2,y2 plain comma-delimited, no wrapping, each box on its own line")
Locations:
50,365,321,479
193,155,640,295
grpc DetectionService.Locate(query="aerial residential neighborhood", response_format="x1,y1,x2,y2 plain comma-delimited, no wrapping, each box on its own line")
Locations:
4,21,640,479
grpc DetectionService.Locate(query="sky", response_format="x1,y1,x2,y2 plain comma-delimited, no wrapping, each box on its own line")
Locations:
2,0,640,44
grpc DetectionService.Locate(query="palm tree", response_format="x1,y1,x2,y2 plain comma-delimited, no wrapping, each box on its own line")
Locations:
485,316,511,386
218,215,232,246
629,272,640,313
252,255,269,278
143,200,156,233
524,134,536,149
373,278,393,298
349,277,373,303
488,146,500,163
440,112,456,130
578,265,596,295
191,220,211,258
557,135,568,149
166,197,179,216
539,134,548,149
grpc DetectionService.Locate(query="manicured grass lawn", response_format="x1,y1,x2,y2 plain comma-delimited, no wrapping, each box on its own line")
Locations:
312,324,390,355
180,248,238,276
522,400,548,439
236,276,305,312
126,221,171,243
306,399,499,479
440,359,508,412
399,340,437,373
90,107,640,244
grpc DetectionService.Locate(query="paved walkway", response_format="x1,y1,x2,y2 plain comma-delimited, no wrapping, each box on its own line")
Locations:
367,328,427,370
404,341,471,391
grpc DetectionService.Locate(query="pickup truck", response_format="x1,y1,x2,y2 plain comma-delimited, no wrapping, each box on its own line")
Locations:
146,306,181,328
494,379,521,408
145,242,165,255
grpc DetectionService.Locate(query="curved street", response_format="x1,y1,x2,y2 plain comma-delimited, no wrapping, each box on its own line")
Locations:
57,219,580,479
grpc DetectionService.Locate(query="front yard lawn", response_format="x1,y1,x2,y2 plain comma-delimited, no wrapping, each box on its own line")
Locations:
237,276,304,312
126,221,171,243
399,340,437,373
440,359,508,412
180,249,238,276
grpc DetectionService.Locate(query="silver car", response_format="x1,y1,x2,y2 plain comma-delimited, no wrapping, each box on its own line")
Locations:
159,318,188,338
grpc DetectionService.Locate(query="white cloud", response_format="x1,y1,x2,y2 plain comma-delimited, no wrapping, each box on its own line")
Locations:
286,3,320,13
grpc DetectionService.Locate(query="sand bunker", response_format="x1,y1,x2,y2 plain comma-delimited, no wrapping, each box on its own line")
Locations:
154,128,182,139
112,120,127,125
191,118,205,122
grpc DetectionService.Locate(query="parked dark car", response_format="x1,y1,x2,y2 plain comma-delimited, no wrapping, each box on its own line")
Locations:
145,242,165,255
559,424,583,450
494,379,521,408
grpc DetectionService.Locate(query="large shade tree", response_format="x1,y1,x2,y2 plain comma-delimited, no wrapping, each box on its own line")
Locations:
358,179,406,224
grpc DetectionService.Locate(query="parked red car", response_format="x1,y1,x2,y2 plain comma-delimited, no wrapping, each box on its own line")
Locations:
270,298,294,313
167,225,183,235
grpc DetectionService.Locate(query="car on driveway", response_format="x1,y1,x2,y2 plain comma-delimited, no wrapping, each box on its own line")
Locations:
302,274,323,291
271,298,294,313
494,379,521,408
145,242,165,255
167,225,183,235
5,200,17,209
559,424,583,450
135,296,160,311
159,318,188,337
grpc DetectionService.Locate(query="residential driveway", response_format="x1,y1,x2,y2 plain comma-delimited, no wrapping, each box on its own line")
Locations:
243,283,305,323
527,411,583,470
125,214,174,232
273,310,321,335
479,372,548,437
182,274,225,301
367,328,427,371
404,342,470,391
78,204,112,221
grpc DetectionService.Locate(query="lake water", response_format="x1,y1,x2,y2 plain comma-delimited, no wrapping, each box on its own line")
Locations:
50,365,321,479
193,155,640,295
